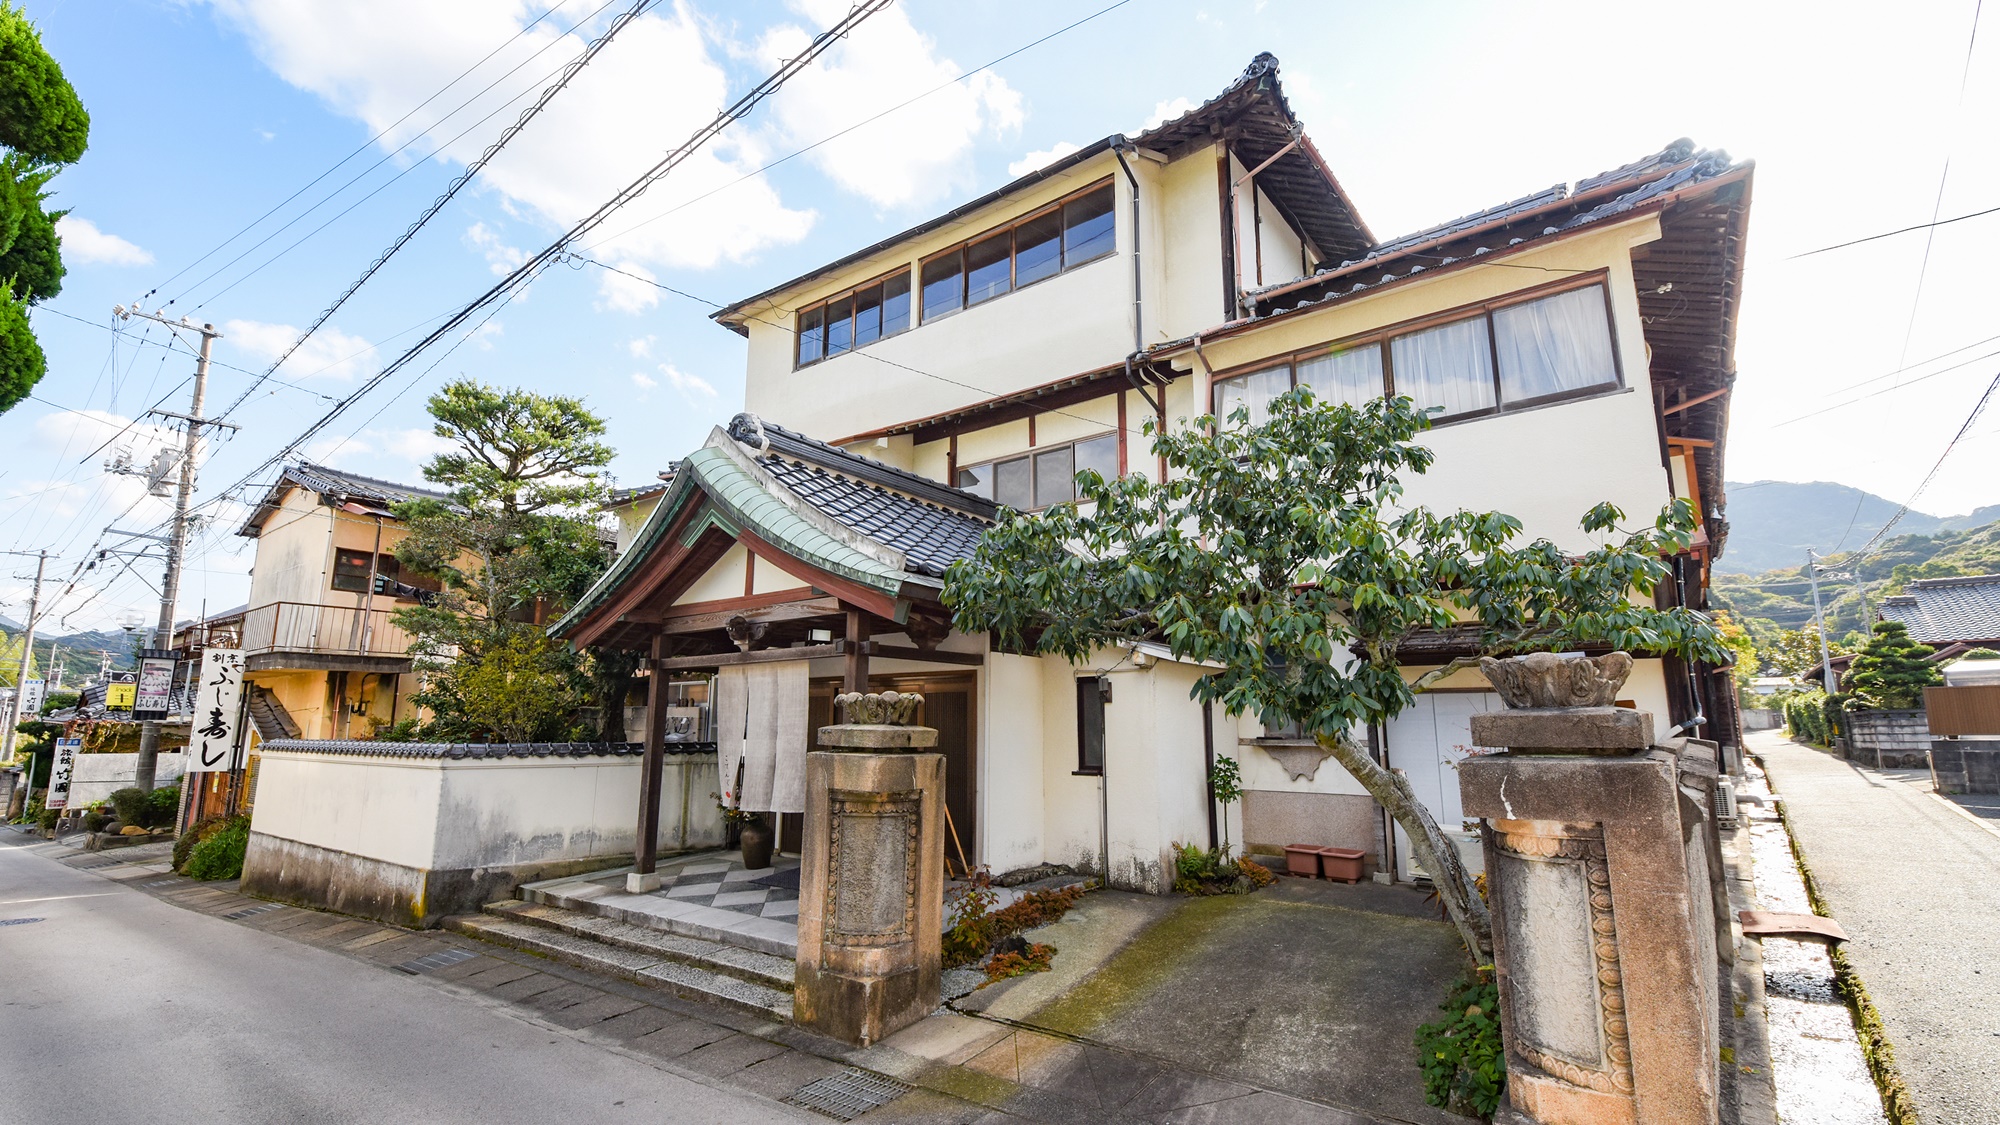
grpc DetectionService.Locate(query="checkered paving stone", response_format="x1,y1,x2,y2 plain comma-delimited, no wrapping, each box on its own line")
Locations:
651,852,801,919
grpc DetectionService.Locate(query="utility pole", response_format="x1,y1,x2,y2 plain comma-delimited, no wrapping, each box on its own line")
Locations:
1,549,49,764
1806,550,1838,695
113,306,231,791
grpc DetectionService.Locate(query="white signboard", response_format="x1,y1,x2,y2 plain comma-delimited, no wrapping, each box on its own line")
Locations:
46,737,79,809
17,678,42,716
134,654,177,721
188,648,245,773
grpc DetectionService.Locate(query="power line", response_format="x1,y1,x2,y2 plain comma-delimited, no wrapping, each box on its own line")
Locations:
183,1,900,530
213,0,655,422
141,0,578,304
1855,367,2000,558
1785,202,2000,260
1770,343,2000,428
1892,0,1984,376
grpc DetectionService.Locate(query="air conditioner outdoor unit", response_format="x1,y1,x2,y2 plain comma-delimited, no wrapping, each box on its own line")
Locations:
1715,777,1739,828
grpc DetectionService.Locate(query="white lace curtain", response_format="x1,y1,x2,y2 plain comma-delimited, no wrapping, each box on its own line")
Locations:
1391,317,1495,418
1493,285,1616,402
1297,343,1383,408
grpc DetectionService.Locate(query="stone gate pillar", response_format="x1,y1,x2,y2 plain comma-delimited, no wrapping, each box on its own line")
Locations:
794,691,944,1046
1460,653,1722,1125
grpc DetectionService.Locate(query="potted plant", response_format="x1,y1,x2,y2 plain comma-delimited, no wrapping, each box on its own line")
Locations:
716,791,772,870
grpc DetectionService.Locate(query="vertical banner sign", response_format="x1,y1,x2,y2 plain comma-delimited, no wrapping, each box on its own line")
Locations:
46,737,80,809
134,649,178,721
105,671,138,712
189,649,244,773
18,678,43,716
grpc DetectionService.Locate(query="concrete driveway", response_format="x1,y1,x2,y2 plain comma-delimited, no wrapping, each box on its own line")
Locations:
955,876,1474,1125
1753,730,2000,1125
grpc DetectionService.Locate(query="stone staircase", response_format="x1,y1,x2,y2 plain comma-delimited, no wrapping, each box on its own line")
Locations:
448,897,796,1021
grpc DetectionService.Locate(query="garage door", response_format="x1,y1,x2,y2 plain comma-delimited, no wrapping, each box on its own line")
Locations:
1383,691,1499,880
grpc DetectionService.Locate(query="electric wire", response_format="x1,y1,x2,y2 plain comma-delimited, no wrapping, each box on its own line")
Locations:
213,0,655,422
1891,0,1984,376
1853,367,2000,558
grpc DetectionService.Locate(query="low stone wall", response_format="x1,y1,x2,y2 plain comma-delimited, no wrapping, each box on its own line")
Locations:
69,752,187,807
243,740,724,927
1843,709,1930,769
1930,739,2000,795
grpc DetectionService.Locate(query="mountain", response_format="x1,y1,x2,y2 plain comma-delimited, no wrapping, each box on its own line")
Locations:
0,625,136,687
1717,481,2000,575
1713,519,2000,641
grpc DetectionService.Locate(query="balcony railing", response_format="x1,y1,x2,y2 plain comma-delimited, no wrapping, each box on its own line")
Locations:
241,601,415,658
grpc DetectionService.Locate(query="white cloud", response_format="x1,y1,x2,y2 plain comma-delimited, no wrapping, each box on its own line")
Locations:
1140,97,1197,132
302,426,454,477
596,262,659,314
627,334,656,359
203,0,816,282
756,0,1023,209
630,370,658,391
1008,141,1081,178
223,318,378,380
463,221,524,276
659,362,715,399
56,216,154,267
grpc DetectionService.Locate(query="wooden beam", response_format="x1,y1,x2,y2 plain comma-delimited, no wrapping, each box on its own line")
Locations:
867,643,984,667
736,525,906,622
1662,387,1729,415
657,643,844,671
661,597,842,636
845,608,869,693
1665,436,1717,448
635,634,668,876
660,588,829,619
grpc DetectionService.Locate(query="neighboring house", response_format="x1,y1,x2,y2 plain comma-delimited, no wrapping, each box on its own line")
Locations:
234,463,449,741
1878,574,2000,659
556,54,1750,892
605,480,672,560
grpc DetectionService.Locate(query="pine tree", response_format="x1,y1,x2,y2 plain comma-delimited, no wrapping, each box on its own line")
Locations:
1845,620,1941,710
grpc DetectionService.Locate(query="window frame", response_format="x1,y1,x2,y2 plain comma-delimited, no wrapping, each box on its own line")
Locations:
953,430,1121,511
793,265,915,371
918,178,1119,326
1075,675,1106,776
331,549,399,594
1208,271,1622,426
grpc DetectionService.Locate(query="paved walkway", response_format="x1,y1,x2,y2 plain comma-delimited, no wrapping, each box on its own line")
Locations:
1751,730,2000,1124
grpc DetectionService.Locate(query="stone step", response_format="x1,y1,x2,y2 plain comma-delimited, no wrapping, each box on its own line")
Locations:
446,913,793,1022
482,899,796,991
524,880,798,959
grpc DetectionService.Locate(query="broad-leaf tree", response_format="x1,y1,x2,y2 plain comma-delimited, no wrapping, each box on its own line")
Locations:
1844,619,1940,710
944,388,1726,957
391,380,615,742
0,2,88,412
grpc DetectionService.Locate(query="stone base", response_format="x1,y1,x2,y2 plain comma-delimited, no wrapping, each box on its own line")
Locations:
626,871,662,893
240,832,628,928
793,748,944,1046
1505,1067,1637,1125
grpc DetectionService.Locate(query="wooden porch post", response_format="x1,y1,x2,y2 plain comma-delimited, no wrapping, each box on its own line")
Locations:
632,632,669,890
844,607,870,693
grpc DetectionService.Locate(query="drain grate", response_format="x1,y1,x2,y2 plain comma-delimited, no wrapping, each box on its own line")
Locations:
0,917,44,927
787,1068,910,1120
395,947,478,975
222,903,283,920
141,879,177,888
72,860,121,870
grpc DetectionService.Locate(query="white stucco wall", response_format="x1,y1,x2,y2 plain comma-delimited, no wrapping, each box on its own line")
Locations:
981,653,1046,874
68,752,188,809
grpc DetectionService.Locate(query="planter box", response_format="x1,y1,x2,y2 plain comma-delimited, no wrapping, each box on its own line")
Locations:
1317,847,1366,884
1283,843,1321,878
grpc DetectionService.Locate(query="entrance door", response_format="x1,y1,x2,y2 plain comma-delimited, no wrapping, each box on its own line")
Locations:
801,673,977,873
1384,691,1499,880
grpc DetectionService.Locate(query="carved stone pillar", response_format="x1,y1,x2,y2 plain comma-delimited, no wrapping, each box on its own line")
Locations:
1461,653,1720,1125
794,691,944,1046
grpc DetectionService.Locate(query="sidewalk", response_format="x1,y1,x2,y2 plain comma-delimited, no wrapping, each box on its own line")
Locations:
1751,730,2000,1124
8,829,1418,1123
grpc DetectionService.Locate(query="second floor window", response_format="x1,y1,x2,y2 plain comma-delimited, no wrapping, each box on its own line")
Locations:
955,432,1119,510
1211,280,1620,427
332,550,399,594
796,270,913,368
920,182,1116,324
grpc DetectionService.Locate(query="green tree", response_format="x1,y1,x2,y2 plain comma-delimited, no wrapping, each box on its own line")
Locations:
1845,619,1941,710
1763,625,1846,680
0,3,87,413
944,388,1724,958
392,380,615,742
1712,611,1759,692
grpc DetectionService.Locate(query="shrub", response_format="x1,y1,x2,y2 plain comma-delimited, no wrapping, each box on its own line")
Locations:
942,869,1089,970
1171,842,1276,895
984,942,1056,983
1846,620,1941,709
145,780,179,827
183,815,249,881
34,801,54,831
1780,690,1847,747
108,786,149,829
174,815,227,872
1415,970,1505,1118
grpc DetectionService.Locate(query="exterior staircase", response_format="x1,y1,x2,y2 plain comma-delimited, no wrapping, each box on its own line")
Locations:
448,895,796,1021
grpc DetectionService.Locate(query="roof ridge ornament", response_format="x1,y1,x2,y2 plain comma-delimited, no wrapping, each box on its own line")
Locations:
738,412,772,455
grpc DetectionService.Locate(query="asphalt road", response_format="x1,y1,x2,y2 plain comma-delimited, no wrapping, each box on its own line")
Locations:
1752,731,2000,1125
0,834,812,1124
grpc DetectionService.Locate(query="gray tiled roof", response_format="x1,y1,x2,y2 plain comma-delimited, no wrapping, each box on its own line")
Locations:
1877,574,2000,645
729,414,994,579
237,461,454,537
257,739,717,759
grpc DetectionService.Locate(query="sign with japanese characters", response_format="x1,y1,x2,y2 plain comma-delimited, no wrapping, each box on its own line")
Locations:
188,648,244,773
105,671,137,711
134,649,178,721
46,737,80,809
17,677,42,716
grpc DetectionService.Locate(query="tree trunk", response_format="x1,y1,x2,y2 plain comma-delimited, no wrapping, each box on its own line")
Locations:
1316,732,1492,960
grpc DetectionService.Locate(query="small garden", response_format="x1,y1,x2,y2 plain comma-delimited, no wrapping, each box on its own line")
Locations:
942,869,1089,986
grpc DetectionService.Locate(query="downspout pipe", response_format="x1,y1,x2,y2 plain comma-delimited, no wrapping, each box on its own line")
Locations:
1114,143,1169,422
1203,699,1218,852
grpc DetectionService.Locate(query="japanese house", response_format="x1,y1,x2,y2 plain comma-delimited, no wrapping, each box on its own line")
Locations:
556,54,1750,891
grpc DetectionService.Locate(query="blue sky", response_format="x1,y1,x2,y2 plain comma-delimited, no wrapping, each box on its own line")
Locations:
4,0,1998,629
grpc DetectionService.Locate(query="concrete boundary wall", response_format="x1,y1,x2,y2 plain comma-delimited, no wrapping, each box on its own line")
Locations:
244,743,724,926
1844,709,1930,769
70,752,187,808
